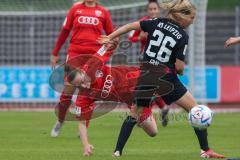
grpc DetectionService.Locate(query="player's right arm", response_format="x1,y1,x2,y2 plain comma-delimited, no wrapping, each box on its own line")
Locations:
51,5,75,69
224,36,240,47
175,32,189,76
97,21,141,44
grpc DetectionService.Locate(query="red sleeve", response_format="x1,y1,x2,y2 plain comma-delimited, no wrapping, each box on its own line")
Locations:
51,6,75,56
62,6,75,30
103,9,114,35
51,28,70,56
128,30,141,42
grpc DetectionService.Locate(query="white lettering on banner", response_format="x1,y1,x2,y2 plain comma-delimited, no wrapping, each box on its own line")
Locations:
40,84,49,98
19,71,27,82
78,16,99,25
8,72,15,82
0,84,7,96
12,84,21,98
0,71,5,81
25,84,35,97
30,72,36,81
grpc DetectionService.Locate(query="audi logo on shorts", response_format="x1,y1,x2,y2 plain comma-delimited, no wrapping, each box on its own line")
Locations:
78,16,99,25
101,75,113,98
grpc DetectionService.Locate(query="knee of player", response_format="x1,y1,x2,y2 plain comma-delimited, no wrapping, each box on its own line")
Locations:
148,130,158,137
148,129,158,137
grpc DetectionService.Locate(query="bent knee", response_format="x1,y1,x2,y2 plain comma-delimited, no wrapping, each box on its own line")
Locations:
148,130,158,137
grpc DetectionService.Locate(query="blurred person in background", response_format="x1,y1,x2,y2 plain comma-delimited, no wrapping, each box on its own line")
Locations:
50,0,117,156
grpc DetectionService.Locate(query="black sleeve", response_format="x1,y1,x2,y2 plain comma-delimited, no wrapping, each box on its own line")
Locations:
175,36,189,61
140,19,155,33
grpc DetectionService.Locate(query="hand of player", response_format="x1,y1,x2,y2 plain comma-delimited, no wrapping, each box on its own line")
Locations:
139,31,148,41
83,144,94,156
50,55,59,70
224,37,240,48
106,37,119,51
97,35,111,45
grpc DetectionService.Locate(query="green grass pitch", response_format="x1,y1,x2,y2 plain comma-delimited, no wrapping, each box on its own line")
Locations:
0,111,239,160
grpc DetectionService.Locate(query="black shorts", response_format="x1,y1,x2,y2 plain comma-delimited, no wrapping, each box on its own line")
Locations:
161,73,187,105
133,64,187,107
133,64,174,107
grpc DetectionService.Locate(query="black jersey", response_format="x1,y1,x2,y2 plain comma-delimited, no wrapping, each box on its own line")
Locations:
140,18,188,69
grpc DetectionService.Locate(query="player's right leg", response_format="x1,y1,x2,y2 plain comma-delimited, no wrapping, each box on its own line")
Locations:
174,91,225,159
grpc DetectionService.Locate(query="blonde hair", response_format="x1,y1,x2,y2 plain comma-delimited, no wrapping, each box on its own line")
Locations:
160,0,196,21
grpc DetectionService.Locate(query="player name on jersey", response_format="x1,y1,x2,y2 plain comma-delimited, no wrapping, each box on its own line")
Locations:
157,21,183,39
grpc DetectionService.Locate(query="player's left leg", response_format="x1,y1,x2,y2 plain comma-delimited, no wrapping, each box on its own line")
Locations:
113,114,137,157
113,106,157,157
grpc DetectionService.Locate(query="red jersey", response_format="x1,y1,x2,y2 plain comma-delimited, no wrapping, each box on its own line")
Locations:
74,64,156,124
77,64,140,105
52,2,114,56
128,16,149,53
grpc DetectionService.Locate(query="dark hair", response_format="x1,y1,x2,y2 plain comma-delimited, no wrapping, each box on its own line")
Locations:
147,0,160,9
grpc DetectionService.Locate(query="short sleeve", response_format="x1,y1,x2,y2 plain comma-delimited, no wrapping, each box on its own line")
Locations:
175,36,189,61
140,19,155,33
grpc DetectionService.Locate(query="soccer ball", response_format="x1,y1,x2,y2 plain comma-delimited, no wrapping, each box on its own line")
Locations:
188,105,213,129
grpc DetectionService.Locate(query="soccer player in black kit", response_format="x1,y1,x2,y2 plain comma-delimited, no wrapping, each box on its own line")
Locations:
98,0,225,158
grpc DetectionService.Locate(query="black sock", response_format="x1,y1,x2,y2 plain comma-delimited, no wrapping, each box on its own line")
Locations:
114,116,137,155
194,128,209,151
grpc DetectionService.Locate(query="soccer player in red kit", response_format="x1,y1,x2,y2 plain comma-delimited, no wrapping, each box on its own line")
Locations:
128,0,169,129
50,0,117,151
61,53,170,156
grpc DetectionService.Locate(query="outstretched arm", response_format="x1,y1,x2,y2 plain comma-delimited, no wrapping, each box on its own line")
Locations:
97,21,141,44
79,121,94,156
225,36,240,47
